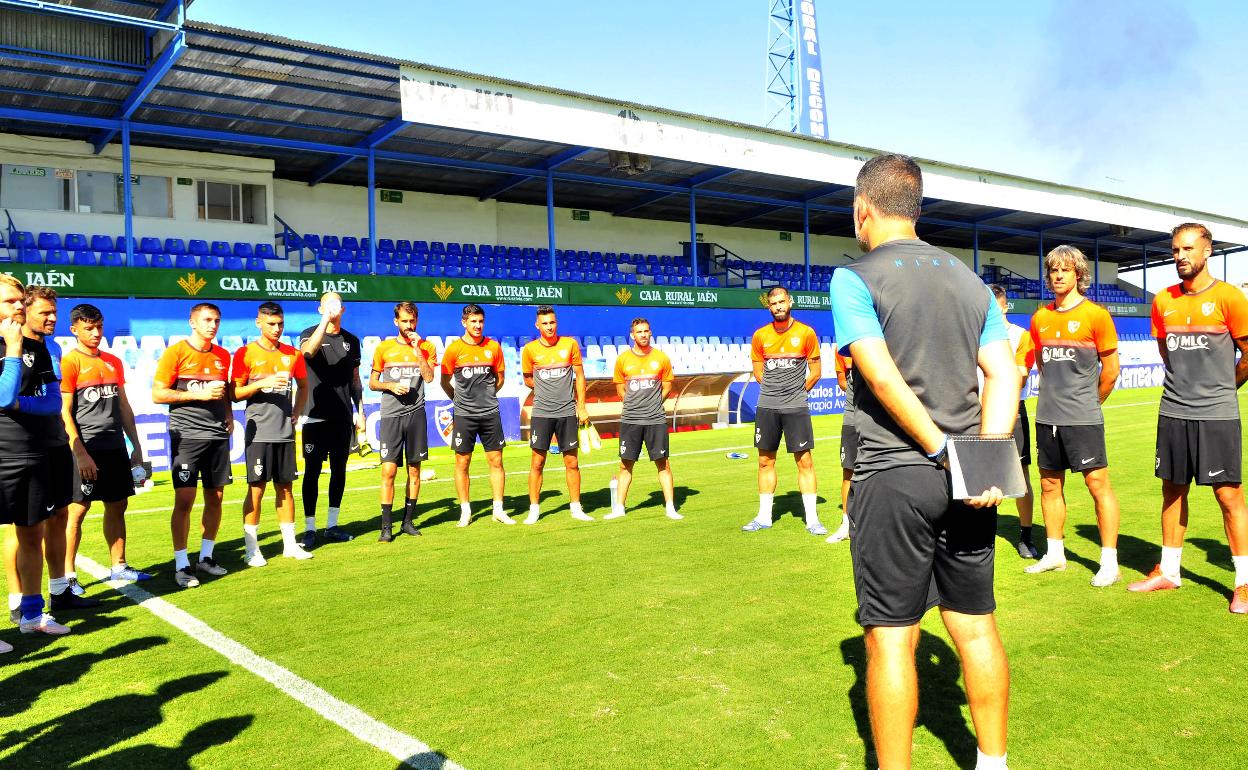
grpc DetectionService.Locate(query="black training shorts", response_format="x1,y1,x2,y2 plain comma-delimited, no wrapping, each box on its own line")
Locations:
530,415,580,453
170,433,233,489
47,443,74,510
379,408,429,466
618,422,670,462
302,418,352,465
754,406,815,454
73,443,135,504
840,421,859,471
1013,400,1031,467
1155,416,1242,486
0,456,54,527
452,412,506,455
1036,422,1106,473
848,464,997,627
245,441,297,484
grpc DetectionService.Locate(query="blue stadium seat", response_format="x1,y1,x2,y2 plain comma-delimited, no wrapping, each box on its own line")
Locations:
340,236,360,252
165,238,187,255
508,268,524,280
255,243,277,260
377,238,395,254
653,275,667,286
331,261,349,274
18,248,41,264
395,239,413,255
409,264,427,277
100,251,124,267
447,242,462,256
522,247,537,259
139,237,162,254
352,261,370,275
525,269,540,281
479,266,495,279
443,265,461,278
430,241,446,254
478,244,493,257
189,239,210,256
412,240,429,253
11,231,34,249
247,257,266,272
127,252,148,268
623,273,637,284
557,270,570,282
199,255,221,271
210,241,232,258
37,232,61,250
320,235,341,251
297,234,322,251
233,243,254,259
73,250,98,266
64,234,88,251
90,235,113,252
45,249,70,265
151,253,173,269
462,243,477,256
462,266,479,279
508,246,522,259
443,254,461,268
174,254,196,269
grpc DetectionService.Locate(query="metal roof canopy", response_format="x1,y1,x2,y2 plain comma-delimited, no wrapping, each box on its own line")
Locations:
0,0,1244,288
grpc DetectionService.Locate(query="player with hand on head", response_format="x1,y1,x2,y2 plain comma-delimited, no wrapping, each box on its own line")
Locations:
61,303,149,589
743,286,825,535
1024,247,1122,586
369,302,436,542
298,292,365,547
1130,223,1248,614
521,305,593,524
606,318,681,521
152,302,233,588
441,304,509,527
233,302,309,565
988,286,1039,559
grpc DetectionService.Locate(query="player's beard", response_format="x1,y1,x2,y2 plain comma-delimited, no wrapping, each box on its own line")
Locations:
1176,257,1204,280
854,220,870,253
771,307,790,323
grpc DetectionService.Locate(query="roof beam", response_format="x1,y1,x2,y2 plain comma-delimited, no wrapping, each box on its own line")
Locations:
612,167,737,215
0,0,181,32
724,183,846,227
155,0,184,23
91,29,186,153
476,146,590,201
309,115,410,185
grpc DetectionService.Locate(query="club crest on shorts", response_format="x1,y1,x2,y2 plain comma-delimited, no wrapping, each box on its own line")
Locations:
80,482,93,496
177,469,191,483
1202,301,1216,317
304,442,314,455
253,460,263,476
435,403,455,444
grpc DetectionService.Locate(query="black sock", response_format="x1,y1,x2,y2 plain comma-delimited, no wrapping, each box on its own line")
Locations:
1020,525,1032,544
404,499,417,525
380,504,393,530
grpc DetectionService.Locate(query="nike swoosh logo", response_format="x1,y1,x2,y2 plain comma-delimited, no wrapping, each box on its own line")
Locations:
1081,457,1095,464
1040,326,1050,332
1209,469,1226,477
798,441,809,447
1163,310,1177,317
45,505,55,511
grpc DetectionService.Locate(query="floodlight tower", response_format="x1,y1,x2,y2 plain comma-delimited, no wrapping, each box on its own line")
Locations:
765,0,828,138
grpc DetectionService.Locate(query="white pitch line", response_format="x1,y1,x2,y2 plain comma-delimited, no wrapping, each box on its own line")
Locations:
1102,400,1157,410
106,434,841,519
74,554,468,770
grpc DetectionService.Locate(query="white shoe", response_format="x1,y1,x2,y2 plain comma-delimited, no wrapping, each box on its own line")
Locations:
0,638,11,653
282,545,314,560
603,508,626,520
492,511,516,525
826,519,850,543
1024,554,1067,574
1091,566,1121,588
666,510,684,520
523,512,540,525
571,510,595,522
20,613,70,635
457,510,472,527
244,549,268,568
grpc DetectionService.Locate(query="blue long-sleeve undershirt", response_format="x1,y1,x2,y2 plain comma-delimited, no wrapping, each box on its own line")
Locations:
18,388,61,415
0,357,20,406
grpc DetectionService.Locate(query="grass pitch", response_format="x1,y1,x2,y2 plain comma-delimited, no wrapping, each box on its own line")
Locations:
2,387,1246,769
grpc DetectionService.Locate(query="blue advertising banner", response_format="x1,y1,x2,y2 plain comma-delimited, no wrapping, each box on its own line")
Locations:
796,0,827,138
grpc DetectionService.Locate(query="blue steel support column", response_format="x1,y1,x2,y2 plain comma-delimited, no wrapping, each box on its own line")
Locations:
1142,245,1148,299
1093,239,1100,302
1038,233,1044,300
690,190,699,286
121,120,134,267
803,201,811,290
367,148,376,274
546,171,556,277
972,223,980,275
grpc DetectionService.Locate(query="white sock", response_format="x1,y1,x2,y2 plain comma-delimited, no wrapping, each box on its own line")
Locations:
1046,538,1065,561
529,503,541,517
66,571,76,582
975,748,1008,770
48,576,68,595
802,493,819,525
8,592,21,611
327,506,340,528
1160,546,1183,579
570,501,584,515
666,500,679,515
279,522,298,550
305,516,316,533
1100,547,1118,571
460,501,472,517
756,493,774,525
1232,554,1248,587
199,539,215,560
243,524,259,553
492,499,505,513
612,504,626,517
174,549,190,570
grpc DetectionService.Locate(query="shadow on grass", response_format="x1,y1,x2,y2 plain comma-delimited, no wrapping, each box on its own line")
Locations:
393,751,457,770
841,631,978,770
1077,525,1233,599
0,670,231,767
0,636,168,718
77,715,253,769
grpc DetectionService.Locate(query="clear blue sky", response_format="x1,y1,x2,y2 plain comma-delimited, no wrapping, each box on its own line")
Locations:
191,0,1248,284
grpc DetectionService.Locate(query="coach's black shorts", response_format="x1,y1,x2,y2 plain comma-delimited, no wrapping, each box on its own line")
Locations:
379,409,428,465
1036,422,1106,472
755,407,815,454
170,433,233,489
245,441,297,484
1013,401,1032,467
618,422,669,462
1155,416,1242,486
46,443,74,510
848,464,997,627
302,418,352,465
530,415,579,453
452,412,505,455
73,443,135,504
840,421,859,471
0,456,54,527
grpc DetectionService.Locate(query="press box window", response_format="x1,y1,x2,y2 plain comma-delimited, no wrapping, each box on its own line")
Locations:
0,165,72,212
76,172,171,217
197,180,267,224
